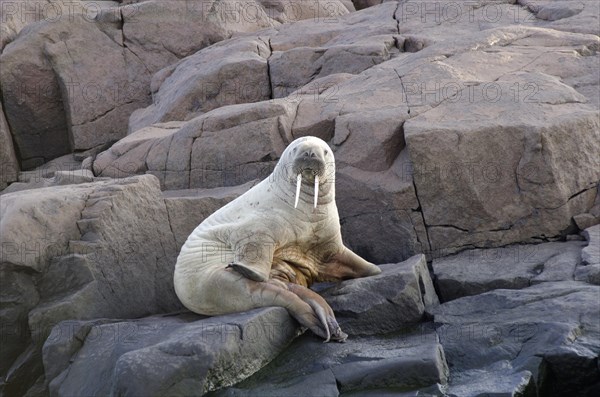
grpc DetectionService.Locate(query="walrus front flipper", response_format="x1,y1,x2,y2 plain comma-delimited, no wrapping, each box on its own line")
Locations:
227,263,268,282
321,246,381,281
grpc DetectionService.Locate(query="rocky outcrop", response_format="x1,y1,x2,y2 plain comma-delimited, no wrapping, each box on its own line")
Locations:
0,102,19,189
0,175,182,394
432,281,600,396
319,254,438,335
92,22,600,259
43,308,299,396
0,0,349,169
1,1,599,396
433,241,586,301
213,326,449,396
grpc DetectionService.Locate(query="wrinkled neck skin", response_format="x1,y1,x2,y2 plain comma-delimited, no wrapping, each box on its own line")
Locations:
267,158,342,286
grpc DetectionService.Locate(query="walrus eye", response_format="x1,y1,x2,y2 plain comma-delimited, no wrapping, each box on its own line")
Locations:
324,150,328,156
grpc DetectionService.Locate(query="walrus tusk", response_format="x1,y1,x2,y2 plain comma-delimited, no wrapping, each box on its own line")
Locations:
314,174,319,208
295,173,302,208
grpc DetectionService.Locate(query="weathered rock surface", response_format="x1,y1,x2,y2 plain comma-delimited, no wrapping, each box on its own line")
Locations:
95,101,291,190
582,225,600,266
319,254,438,335
0,175,182,394
432,281,600,396
0,1,120,50
92,5,600,258
0,101,19,190
433,241,586,301
2,1,600,395
129,36,272,132
575,225,600,285
1,169,95,195
1,0,348,169
212,327,448,396
405,67,600,253
44,308,299,396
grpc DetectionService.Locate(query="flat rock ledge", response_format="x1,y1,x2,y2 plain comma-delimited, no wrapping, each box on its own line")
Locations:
43,308,300,397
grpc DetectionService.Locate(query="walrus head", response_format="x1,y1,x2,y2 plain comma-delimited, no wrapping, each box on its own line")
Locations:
274,136,335,210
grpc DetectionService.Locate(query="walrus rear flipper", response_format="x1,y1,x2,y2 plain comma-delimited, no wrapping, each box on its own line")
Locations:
243,279,343,342
285,282,347,342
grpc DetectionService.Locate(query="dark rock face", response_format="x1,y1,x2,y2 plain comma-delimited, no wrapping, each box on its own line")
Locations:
1,0,599,396
43,308,299,396
320,255,439,335
432,281,600,397
0,175,182,394
211,327,449,397
432,241,586,301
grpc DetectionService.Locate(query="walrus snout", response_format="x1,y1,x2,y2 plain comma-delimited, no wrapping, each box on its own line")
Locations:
294,157,326,177
292,156,327,209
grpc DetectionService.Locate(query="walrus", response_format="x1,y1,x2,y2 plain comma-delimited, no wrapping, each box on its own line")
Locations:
174,136,381,342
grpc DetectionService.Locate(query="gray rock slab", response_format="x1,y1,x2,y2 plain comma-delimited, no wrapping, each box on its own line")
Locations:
214,326,448,396
320,254,439,335
433,241,586,301
0,101,19,190
44,308,299,396
0,175,182,393
582,224,600,266
431,281,600,396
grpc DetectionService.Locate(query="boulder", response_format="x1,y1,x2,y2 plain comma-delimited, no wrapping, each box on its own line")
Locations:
0,102,19,190
405,67,600,253
44,16,151,151
44,308,299,396
319,254,439,335
120,0,350,74
582,225,600,265
0,175,182,394
433,241,586,301
129,36,272,132
335,151,428,264
1,0,349,169
519,0,600,35
214,327,448,396
95,101,292,190
1,17,75,168
432,281,600,396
